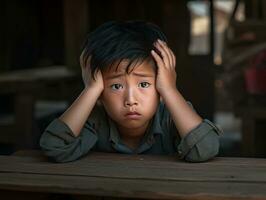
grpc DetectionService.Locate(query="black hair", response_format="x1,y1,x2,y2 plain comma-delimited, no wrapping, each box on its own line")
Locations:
81,20,167,79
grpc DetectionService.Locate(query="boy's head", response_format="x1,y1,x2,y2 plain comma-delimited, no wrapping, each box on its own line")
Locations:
81,20,167,78
81,21,167,136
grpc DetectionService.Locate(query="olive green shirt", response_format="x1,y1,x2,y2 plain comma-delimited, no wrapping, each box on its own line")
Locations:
40,102,222,163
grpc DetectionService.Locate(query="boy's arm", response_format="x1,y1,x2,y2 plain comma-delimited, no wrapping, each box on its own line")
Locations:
151,39,202,138
158,88,203,138
40,55,103,162
59,84,103,137
152,40,221,162
59,55,104,137
40,117,99,162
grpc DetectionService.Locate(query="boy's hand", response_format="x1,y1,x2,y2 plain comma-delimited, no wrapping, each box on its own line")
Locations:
151,39,177,95
80,53,104,92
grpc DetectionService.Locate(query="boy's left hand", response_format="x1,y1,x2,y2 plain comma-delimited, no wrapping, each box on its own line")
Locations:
151,39,177,95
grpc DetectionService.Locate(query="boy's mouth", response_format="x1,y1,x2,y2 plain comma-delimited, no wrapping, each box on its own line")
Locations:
125,111,141,119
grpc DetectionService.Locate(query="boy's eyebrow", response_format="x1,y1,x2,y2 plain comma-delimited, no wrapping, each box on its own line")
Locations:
132,72,155,77
106,73,125,80
106,72,154,79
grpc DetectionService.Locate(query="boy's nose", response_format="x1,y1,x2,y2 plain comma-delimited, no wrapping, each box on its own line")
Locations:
124,88,138,107
125,100,138,107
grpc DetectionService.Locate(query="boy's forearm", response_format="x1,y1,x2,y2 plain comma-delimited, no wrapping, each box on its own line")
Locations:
59,87,102,137
160,88,202,138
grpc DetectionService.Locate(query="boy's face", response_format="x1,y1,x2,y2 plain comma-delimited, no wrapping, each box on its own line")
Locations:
100,59,159,134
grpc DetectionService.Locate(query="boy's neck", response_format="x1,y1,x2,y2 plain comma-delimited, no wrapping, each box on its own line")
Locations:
117,122,150,150
121,136,142,150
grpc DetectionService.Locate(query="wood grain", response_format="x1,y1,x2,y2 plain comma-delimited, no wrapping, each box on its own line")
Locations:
0,152,266,200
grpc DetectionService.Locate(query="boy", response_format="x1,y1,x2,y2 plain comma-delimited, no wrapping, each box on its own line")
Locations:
40,20,221,163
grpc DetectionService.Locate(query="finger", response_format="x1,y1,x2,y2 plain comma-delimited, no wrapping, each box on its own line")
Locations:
80,54,92,82
95,69,103,80
167,46,176,69
172,51,176,68
85,56,92,69
79,51,85,68
165,44,175,68
163,42,176,69
155,40,170,67
156,40,171,68
154,40,170,67
151,50,164,68
158,40,174,68
81,54,91,70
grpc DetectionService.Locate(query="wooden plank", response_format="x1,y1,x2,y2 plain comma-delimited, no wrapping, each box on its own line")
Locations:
0,158,266,183
1,171,266,199
1,152,266,199
0,66,77,94
0,190,51,200
0,66,76,82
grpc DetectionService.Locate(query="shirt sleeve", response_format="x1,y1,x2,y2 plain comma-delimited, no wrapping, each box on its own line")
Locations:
160,101,222,162
39,108,101,163
176,119,222,162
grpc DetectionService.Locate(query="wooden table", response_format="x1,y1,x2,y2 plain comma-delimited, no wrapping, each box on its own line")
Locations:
0,66,79,148
0,151,266,200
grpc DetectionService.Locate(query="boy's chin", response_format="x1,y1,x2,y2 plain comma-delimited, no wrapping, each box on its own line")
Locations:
116,120,150,130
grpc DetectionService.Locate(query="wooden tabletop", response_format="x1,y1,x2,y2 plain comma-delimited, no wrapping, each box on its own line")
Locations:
0,151,266,200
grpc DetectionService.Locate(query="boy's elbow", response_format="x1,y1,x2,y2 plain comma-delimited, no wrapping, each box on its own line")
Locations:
39,131,75,162
184,133,220,163
39,129,97,163
40,140,84,163
40,138,75,163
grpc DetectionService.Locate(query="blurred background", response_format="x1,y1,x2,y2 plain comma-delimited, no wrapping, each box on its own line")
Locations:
0,0,266,157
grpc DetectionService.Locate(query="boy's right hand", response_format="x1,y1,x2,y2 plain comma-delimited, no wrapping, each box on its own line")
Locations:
80,53,104,92
59,53,104,137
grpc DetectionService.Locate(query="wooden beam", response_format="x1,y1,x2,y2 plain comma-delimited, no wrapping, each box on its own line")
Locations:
64,0,89,69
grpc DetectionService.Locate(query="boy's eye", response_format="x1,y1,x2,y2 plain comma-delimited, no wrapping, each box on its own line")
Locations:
111,84,123,90
138,82,151,88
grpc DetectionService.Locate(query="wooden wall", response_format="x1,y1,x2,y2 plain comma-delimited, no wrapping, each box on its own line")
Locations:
0,0,215,119
0,0,64,71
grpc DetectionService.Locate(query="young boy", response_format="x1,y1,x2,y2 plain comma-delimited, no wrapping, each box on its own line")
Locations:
40,20,222,163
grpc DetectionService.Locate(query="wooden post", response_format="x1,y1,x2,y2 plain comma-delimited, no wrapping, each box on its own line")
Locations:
64,0,89,69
